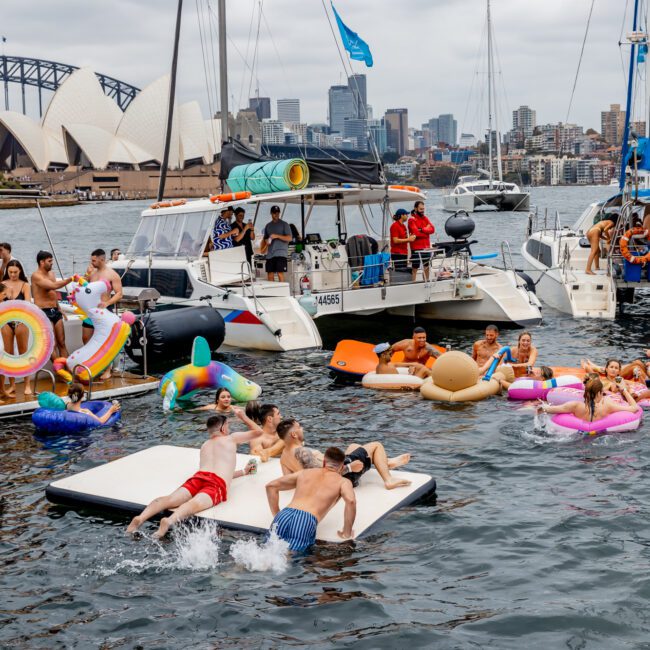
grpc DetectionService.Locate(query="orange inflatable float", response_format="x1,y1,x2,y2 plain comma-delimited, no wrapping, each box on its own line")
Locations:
327,339,443,380
209,191,252,203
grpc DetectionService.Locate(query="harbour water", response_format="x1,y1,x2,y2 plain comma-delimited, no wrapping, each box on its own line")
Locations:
4,186,650,648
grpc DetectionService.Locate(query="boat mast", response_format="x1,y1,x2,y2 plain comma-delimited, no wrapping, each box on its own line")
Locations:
486,0,494,184
218,0,229,146
157,0,183,203
620,0,641,190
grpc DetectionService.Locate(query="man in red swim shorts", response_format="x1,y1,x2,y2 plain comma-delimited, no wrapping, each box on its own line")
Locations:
127,409,261,538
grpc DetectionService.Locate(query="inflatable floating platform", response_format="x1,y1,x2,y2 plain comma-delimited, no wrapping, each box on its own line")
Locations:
45,445,436,543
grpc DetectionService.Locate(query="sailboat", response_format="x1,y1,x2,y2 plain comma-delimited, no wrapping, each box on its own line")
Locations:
442,0,530,213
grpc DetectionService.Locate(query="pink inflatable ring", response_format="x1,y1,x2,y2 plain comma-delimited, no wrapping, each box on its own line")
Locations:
548,409,643,437
508,375,583,401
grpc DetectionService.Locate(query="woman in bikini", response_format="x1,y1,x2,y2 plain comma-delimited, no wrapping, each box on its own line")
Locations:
585,218,615,275
480,331,538,378
66,383,120,424
2,260,33,397
582,354,650,384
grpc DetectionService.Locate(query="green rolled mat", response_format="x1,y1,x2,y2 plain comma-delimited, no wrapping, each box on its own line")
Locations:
227,158,310,195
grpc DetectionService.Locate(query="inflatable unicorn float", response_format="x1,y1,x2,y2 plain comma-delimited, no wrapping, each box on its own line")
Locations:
160,336,261,410
54,275,135,383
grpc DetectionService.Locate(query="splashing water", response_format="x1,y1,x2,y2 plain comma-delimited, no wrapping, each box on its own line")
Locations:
94,520,221,576
229,529,289,574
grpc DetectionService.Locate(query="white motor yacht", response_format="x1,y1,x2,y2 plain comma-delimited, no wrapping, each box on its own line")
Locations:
112,185,542,352
443,176,530,213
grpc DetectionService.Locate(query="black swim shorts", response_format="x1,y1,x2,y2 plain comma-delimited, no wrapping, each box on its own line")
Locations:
265,256,288,273
410,250,432,269
41,307,63,326
343,446,372,488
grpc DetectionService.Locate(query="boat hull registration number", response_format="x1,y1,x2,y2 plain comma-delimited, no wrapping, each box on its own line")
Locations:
316,293,340,306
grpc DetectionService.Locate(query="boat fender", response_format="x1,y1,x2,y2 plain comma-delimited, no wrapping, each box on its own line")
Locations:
209,191,252,203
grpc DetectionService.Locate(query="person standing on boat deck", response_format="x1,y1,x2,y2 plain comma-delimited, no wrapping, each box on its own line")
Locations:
262,205,292,282
472,324,501,368
408,201,435,281
392,326,442,364
266,446,356,551
212,207,239,251
31,251,74,362
390,209,415,273
585,217,615,275
232,207,255,267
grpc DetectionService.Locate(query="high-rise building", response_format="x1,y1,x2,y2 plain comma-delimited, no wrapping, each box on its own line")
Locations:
437,114,457,146
512,106,536,137
459,133,477,147
348,73,367,119
384,108,408,155
328,85,356,134
248,96,271,121
601,104,626,145
343,118,368,150
261,119,284,145
367,119,387,154
277,98,300,125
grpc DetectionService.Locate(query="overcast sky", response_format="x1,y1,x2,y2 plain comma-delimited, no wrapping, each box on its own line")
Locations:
1,0,641,135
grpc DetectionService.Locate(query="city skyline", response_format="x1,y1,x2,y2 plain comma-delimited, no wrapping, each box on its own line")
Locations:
0,1,640,133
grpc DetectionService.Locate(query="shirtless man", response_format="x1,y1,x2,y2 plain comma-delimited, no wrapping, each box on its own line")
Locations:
31,250,74,360
374,342,432,379
245,402,284,462
266,446,356,550
472,324,500,368
277,418,411,490
126,410,259,538
392,326,441,365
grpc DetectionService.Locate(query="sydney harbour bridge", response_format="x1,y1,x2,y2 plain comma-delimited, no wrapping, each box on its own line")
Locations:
0,55,139,115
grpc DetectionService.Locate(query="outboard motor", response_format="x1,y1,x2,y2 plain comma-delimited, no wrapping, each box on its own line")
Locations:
445,211,476,240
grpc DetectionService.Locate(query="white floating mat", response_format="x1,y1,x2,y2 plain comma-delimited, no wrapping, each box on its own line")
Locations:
46,445,436,543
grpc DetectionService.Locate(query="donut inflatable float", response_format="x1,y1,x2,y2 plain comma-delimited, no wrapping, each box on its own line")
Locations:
547,409,642,437
420,351,514,402
32,391,120,434
362,367,424,390
0,300,54,377
547,385,650,409
508,375,583,400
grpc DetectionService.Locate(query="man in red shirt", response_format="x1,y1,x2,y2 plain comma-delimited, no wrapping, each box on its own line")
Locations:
389,208,415,272
408,201,435,280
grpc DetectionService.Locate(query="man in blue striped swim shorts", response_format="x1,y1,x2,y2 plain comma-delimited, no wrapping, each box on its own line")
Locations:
265,447,356,552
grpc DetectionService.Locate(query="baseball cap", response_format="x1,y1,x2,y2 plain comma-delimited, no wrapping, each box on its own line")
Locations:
270,205,281,213
373,342,391,354
395,208,409,217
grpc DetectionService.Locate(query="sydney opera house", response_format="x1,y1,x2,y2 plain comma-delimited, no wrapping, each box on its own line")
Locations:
0,68,235,197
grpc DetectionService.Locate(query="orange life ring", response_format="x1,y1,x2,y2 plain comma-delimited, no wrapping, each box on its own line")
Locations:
149,199,186,209
620,226,650,264
209,191,252,203
389,185,421,193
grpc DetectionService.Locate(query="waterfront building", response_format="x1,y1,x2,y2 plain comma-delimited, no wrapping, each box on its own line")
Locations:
459,133,477,147
348,74,367,119
367,118,387,154
384,108,408,156
601,104,626,145
343,118,368,151
437,114,457,146
328,85,356,134
261,119,284,145
277,98,300,125
248,96,271,121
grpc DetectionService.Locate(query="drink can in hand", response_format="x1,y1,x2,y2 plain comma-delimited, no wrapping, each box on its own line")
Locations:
246,458,258,475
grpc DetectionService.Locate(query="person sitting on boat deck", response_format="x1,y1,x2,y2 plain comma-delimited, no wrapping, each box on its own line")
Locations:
479,330,537,378
585,216,616,275
127,413,259,538
232,207,255,266
582,354,650,385
262,205,292,282
537,377,639,420
498,365,554,391
66,382,121,424
277,418,411,490
110,248,121,262
408,201,435,281
31,251,74,362
391,326,442,367
374,342,433,379
2,260,33,396
390,208,415,273
212,207,239,251
266,446,356,551
472,324,501,369
245,401,284,462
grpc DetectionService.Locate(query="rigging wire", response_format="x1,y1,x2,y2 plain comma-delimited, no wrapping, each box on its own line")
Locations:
236,0,258,115
246,1,264,105
196,0,218,152
565,0,596,125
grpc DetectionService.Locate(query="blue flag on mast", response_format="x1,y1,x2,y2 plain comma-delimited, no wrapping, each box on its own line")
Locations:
331,3,373,67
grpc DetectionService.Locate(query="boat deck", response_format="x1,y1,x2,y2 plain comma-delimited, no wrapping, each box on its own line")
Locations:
0,371,159,418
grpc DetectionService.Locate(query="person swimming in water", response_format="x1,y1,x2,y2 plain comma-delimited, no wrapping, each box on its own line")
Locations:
66,383,120,424
245,401,284,462
498,365,554,391
391,327,442,365
472,324,501,369
126,413,258,538
374,342,433,379
196,387,236,414
582,353,650,384
537,377,639,420
265,446,356,551
277,418,411,490
480,331,538,378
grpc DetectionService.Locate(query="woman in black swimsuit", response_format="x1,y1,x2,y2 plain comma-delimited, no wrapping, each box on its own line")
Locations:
2,260,33,396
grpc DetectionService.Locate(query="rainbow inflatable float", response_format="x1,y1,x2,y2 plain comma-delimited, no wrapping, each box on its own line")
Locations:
0,300,54,377
160,336,262,410
53,276,134,383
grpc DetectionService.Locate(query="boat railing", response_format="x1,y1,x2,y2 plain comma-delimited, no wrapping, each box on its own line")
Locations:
72,364,93,400
34,369,56,395
239,259,266,316
526,207,562,238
